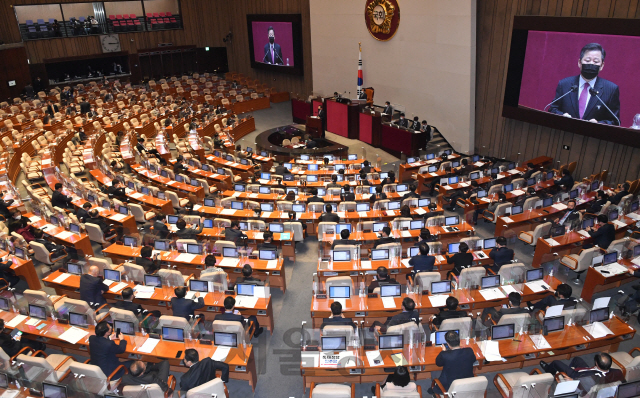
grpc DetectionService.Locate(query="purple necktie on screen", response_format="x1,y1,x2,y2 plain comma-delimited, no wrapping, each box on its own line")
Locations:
271,46,274,64
579,82,590,119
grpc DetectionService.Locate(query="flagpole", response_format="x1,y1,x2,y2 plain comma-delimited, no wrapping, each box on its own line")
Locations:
357,42,363,98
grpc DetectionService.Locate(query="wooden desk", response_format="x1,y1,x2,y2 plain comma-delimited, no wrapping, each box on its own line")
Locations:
101,245,288,292
0,249,40,290
326,100,359,139
358,111,382,147
25,212,94,257
291,98,312,124
381,123,429,158
319,223,475,247
130,164,205,200
581,257,640,302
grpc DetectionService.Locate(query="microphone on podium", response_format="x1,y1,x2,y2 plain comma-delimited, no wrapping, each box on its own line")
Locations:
589,88,620,126
544,85,578,111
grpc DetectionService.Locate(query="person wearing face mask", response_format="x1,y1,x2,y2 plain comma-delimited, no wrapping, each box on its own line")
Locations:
548,43,620,125
263,26,283,65
394,113,408,128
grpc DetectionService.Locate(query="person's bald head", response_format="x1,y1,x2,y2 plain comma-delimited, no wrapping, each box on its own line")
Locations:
129,360,146,377
88,266,100,277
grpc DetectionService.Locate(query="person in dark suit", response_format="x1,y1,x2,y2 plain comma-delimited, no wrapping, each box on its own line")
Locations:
76,202,92,223
0,196,14,219
402,184,420,199
180,349,229,391
0,258,19,288
79,100,91,115
585,190,609,214
45,101,59,117
0,319,45,357
331,229,356,249
431,296,469,327
371,297,419,333
553,169,575,190
408,242,435,276
373,226,396,249
258,231,277,251
368,266,399,294
307,188,324,203
113,287,148,316
89,321,127,379
585,214,616,249
147,213,169,239
420,120,431,134
529,283,577,313
175,218,204,240
522,163,537,181
318,204,340,223
274,162,291,175
481,292,529,324
214,296,263,337
340,185,355,202
382,101,393,115
223,220,247,244
33,229,67,262
51,183,73,209
80,265,109,307
411,116,421,130
444,241,474,279
135,246,160,274
361,160,372,174
321,301,355,330
86,210,116,239
610,182,630,205
553,199,581,228
107,180,127,201
171,286,204,320
326,174,341,188
548,43,620,125
237,264,263,285
431,331,476,395
121,360,171,392
487,236,514,273
394,113,408,128
316,105,326,138
263,26,284,65
540,353,624,395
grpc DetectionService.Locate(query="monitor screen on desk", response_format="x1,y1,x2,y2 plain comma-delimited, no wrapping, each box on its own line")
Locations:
203,219,214,228
410,220,423,230
396,184,408,192
406,157,417,164
589,308,609,323
269,223,284,233
569,189,578,199
69,312,88,327
617,380,640,398
448,243,460,254
223,247,238,258
335,164,345,171
261,203,274,212
154,240,168,251
0,373,7,389
292,203,305,213
214,331,238,348
379,284,401,297
543,197,554,207
435,330,457,345
630,201,640,212
426,153,435,160
452,161,460,168
544,316,564,332
445,216,459,226
123,236,137,247
388,201,401,210
87,194,96,203
145,274,162,287
118,205,128,215
504,184,514,193
260,151,268,157
477,190,487,198
431,281,451,294
259,186,272,194
373,222,387,232
409,247,419,257
162,327,184,342
101,199,111,210
418,198,431,207
634,245,640,258
114,320,135,335
481,275,501,288
175,175,184,183
527,178,536,186
371,249,389,260
43,382,67,398
29,304,46,320
286,187,298,195
379,172,388,179
336,223,352,235
259,249,277,260
70,223,81,233
237,283,255,296
308,164,318,171
189,279,208,292
356,203,370,212
470,172,480,180
234,184,245,192
300,154,309,161
157,192,166,200
231,201,244,210
104,269,121,282
329,286,350,298
348,154,358,160
609,209,619,221
368,186,377,194
260,172,271,180
167,215,179,224
582,218,594,229
14,247,25,260
332,250,350,262
0,298,9,311
160,169,169,178
603,252,618,265
428,165,438,173
526,268,543,281
379,334,403,349
511,205,523,215
317,188,326,196
50,215,59,226
202,165,210,172
491,324,515,340
551,225,565,237
448,176,459,184
190,179,199,187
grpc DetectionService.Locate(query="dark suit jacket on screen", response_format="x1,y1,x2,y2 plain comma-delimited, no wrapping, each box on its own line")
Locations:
548,75,620,125
263,43,284,65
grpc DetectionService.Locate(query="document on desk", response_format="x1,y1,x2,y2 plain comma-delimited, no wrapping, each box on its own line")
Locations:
429,172,438,177
501,217,514,223
266,260,278,269
137,338,160,354
366,350,384,367
176,253,197,263
231,192,241,198
110,282,128,293
134,290,154,299
252,232,264,240
400,258,411,268
358,211,368,217
626,213,640,221
390,353,408,366
459,182,470,188
480,198,490,202
612,219,627,228
436,255,446,262
530,334,552,350
501,285,518,295
479,340,504,362
25,318,40,327
29,216,41,222
219,258,240,268
554,381,580,396
511,189,525,196
386,210,396,216
301,352,320,368
479,288,506,301
236,296,259,309
415,208,427,215
129,192,144,199
361,260,372,269
429,295,450,307
381,297,397,309
583,322,614,339
110,214,128,221
220,209,236,216
632,257,640,266
337,212,346,218
0,389,20,398
401,230,412,238
545,305,564,318
551,203,568,211
59,326,89,344
261,212,271,218
443,185,453,190
596,262,629,276
53,273,72,284
166,180,176,186
525,280,549,293
193,204,202,211
544,238,560,246
578,230,591,238
6,315,27,328
103,279,116,287
185,291,197,300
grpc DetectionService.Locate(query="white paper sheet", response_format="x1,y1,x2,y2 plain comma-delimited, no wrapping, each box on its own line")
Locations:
129,192,144,199
176,253,197,263
266,260,278,269
552,203,568,211
211,346,231,361
337,212,346,218
613,220,627,228
511,189,525,196
545,305,564,318
554,381,580,396
626,213,640,221
53,273,72,283
501,217,514,223
525,280,549,293
596,262,629,276
530,334,552,350
137,338,160,353
301,352,320,368
382,297,397,309
385,210,396,216
261,212,271,218
54,231,74,240
578,230,591,238
134,291,154,299
219,258,240,267
6,315,27,328
400,258,411,268
361,260,372,269
29,216,41,222
358,211,368,217
110,282,128,293
110,214,128,221
443,185,453,190
479,288,506,301
583,322,614,339
508,169,520,175
415,208,427,215
401,231,412,238
366,350,384,367
593,297,611,310
103,279,116,286
436,255,446,262
428,295,450,307
480,340,504,361
220,209,237,216
632,257,640,266
501,285,518,295
25,318,40,327
235,296,259,308
58,326,89,344
545,238,560,246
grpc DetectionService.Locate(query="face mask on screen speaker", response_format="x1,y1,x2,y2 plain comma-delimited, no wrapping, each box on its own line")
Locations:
581,63,600,80
269,37,275,44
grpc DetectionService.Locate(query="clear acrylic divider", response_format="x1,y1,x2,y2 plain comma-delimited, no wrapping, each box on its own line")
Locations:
67,374,114,397
300,328,362,369
13,365,55,390
54,300,99,325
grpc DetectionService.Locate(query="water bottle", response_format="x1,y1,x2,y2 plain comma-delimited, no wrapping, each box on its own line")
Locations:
286,58,289,66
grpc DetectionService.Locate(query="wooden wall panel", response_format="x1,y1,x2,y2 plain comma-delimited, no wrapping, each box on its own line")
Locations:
0,46,31,100
0,0,312,96
476,0,640,185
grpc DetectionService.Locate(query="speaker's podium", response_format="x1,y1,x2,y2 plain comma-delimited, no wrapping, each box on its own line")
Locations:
306,115,323,138
326,99,359,139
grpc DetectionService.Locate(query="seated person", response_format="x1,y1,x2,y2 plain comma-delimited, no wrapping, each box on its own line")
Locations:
89,321,127,379
214,296,263,337
223,220,248,244
540,353,624,395
258,231,277,251
320,301,355,329
373,226,396,248
443,181,479,211
481,292,528,324
326,174,341,188
403,184,420,199
180,348,229,391
86,210,117,239
431,297,469,328
522,162,537,180
144,212,169,239
528,283,576,312
171,286,205,320
77,202,92,223
553,169,574,190
408,242,436,275
553,199,580,227
0,319,45,356
445,242,474,278
374,366,418,396
371,297,419,333
32,229,68,261
318,204,340,223
121,360,171,391
331,228,356,249
415,228,437,244
237,264,262,284
113,287,160,318
486,236,514,273
584,214,616,250
0,258,19,288
610,182,630,205
340,185,355,202
80,265,109,308
368,266,399,294
51,183,73,209
374,185,387,200
135,245,160,274
8,211,30,234
585,190,609,214
173,158,189,174
107,180,127,201
307,188,324,203
430,331,476,396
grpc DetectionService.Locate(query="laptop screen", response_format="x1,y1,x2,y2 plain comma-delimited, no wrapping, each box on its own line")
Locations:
214,332,238,347
481,275,501,288
431,281,451,294
259,249,277,260
526,268,543,281
223,247,238,258
123,236,137,246
336,223,352,235
69,312,88,327
167,215,179,224
483,238,496,249
379,334,403,349
410,220,423,230
448,243,460,254
29,304,46,320
329,286,350,298
491,324,515,340
43,383,67,398
162,326,184,342
418,198,431,207
67,262,82,275
617,380,640,398
114,320,135,335
104,269,121,282
237,283,255,296
379,284,401,297
435,330,458,345
145,274,162,287
332,250,350,262
321,336,346,351
445,216,459,226
544,316,564,332
154,240,168,251
356,203,370,212
189,280,208,292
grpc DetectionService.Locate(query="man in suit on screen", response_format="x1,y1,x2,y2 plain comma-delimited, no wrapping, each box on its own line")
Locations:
263,26,284,65
548,43,620,125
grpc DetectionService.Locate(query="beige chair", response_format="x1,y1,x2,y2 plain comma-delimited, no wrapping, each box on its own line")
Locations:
497,262,526,283
560,246,601,284
123,379,176,398
284,221,304,242
128,203,154,223
30,241,68,268
165,190,190,210
158,269,192,287
212,319,250,345
484,203,511,223
493,369,554,398
121,262,145,283
185,378,228,397
84,223,116,247
496,313,531,333
375,381,421,397
15,351,75,383
68,361,125,395
437,317,473,340
518,222,552,247
488,184,504,196
455,267,485,288
413,272,441,292
610,347,640,382
607,238,629,255
309,383,354,398
317,222,337,240
325,276,354,295
23,289,65,312
433,376,488,398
